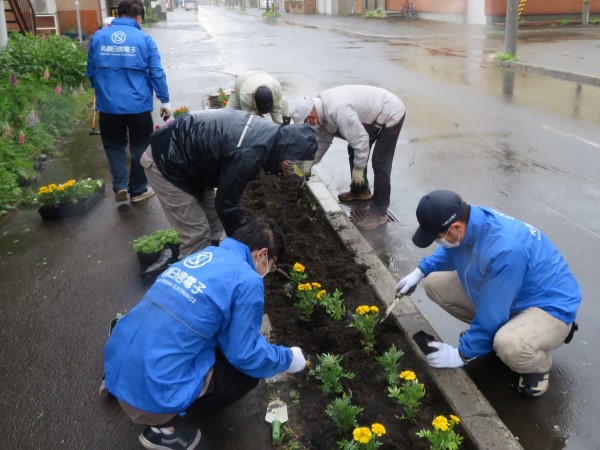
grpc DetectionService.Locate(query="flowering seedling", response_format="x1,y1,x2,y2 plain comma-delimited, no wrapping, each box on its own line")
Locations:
309,353,355,397
172,106,189,118
416,414,464,450
387,370,425,423
294,281,323,321
375,344,405,388
217,88,229,107
349,305,380,353
325,393,364,434
36,178,104,207
337,423,386,449
320,288,346,321
289,262,308,284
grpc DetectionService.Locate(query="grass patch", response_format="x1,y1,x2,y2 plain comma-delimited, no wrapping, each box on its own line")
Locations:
493,51,517,63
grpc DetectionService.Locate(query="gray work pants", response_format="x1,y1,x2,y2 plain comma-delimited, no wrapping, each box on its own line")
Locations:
140,149,224,258
424,271,571,374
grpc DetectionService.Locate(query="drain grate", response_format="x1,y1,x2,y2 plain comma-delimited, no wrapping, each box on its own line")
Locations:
346,207,399,225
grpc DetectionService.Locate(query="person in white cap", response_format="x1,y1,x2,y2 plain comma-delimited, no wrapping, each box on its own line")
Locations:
226,70,290,124
290,85,406,230
396,189,581,397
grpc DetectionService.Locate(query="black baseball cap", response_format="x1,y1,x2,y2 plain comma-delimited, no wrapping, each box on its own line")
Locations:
255,86,273,115
412,190,464,248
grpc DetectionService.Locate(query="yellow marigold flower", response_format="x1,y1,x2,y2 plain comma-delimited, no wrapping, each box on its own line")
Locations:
49,184,58,189
311,282,321,288
66,179,76,186
353,427,372,444
298,283,313,291
370,306,379,313
432,415,449,432
356,305,370,315
399,370,416,381
293,262,305,273
450,414,460,424
57,185,64,191
371,423,386,437
316,290,326,300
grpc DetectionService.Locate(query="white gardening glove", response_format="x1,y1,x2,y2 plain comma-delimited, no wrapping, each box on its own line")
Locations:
351,167,365,186
160,102,172,121
303,161,314,177
395,268,424,295
287,347,307,373
426,342,464,368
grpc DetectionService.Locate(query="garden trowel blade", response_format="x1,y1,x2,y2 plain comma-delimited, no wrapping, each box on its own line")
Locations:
265,400,288,424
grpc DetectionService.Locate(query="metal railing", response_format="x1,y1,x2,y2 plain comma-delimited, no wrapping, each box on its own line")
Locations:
5,0,37,34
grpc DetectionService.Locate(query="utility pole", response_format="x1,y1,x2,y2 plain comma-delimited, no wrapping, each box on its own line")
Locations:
582,0,590,26
504,0,519,55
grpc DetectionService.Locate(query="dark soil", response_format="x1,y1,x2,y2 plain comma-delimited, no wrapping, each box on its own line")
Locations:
242,174,475,450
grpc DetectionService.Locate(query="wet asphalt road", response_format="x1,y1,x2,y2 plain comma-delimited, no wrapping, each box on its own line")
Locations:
1,7,599,449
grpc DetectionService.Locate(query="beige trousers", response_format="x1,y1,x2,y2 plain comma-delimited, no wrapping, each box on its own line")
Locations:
141,149,224,258
424,271,571,374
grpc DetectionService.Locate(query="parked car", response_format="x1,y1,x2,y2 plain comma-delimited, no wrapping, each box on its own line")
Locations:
184,0,198,10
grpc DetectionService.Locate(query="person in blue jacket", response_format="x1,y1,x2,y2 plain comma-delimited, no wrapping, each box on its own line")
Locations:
396,190,581,397
86,0,170,204
101,217,308,450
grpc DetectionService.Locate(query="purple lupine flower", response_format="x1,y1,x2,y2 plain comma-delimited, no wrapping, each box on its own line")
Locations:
10,73,17,87
18,130,26,145
54,85,62,95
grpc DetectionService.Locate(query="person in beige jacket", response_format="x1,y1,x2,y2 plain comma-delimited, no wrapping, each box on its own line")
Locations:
226,70,289,124
291,85,406,230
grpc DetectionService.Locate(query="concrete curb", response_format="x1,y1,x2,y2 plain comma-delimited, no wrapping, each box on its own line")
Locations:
306,174,523,450
500,60,600,87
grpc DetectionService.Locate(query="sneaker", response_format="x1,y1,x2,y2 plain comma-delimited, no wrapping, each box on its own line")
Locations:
338,190,372,203
131,187,156,203
357,211,387,231
115,189,128,203
139,426,201,450
518,372,550,397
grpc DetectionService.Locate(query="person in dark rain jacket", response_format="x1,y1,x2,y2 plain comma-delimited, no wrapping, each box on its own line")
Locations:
141,108,318,257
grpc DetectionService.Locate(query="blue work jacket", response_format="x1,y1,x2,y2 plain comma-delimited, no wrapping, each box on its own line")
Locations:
103,238,292,413
86,18,169,114
418,206,581,359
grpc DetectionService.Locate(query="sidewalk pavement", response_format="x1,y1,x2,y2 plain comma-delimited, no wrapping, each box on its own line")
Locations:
245,7,600,86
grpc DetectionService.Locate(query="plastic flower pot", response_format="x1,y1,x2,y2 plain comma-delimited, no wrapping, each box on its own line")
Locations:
137,243,180,284
37,185,105,220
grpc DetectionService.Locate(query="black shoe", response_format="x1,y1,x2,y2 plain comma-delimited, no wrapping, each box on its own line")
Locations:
518,372,549,397
139,426,201,450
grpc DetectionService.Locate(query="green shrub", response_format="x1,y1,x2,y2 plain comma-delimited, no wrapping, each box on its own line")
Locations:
0,32,91,214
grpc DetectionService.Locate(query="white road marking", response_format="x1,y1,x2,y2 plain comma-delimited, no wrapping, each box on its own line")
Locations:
541,125,600,149
539,202,600,240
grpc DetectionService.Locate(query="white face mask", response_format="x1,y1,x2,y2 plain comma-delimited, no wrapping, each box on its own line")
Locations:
254,253,269,278
436,228,461,249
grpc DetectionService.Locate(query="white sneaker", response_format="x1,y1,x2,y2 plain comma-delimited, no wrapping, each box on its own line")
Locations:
518,372,550,397
131,187,156,203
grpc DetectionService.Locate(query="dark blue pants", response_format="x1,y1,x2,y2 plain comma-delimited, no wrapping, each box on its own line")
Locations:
99,111,153,196
347,114,405,215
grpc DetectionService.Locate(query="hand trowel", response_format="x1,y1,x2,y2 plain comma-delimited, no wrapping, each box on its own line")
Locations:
265,399,288,442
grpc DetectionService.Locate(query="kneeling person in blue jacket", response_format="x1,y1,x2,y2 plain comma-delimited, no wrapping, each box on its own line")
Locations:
101,217,308,450
396,190,581,398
